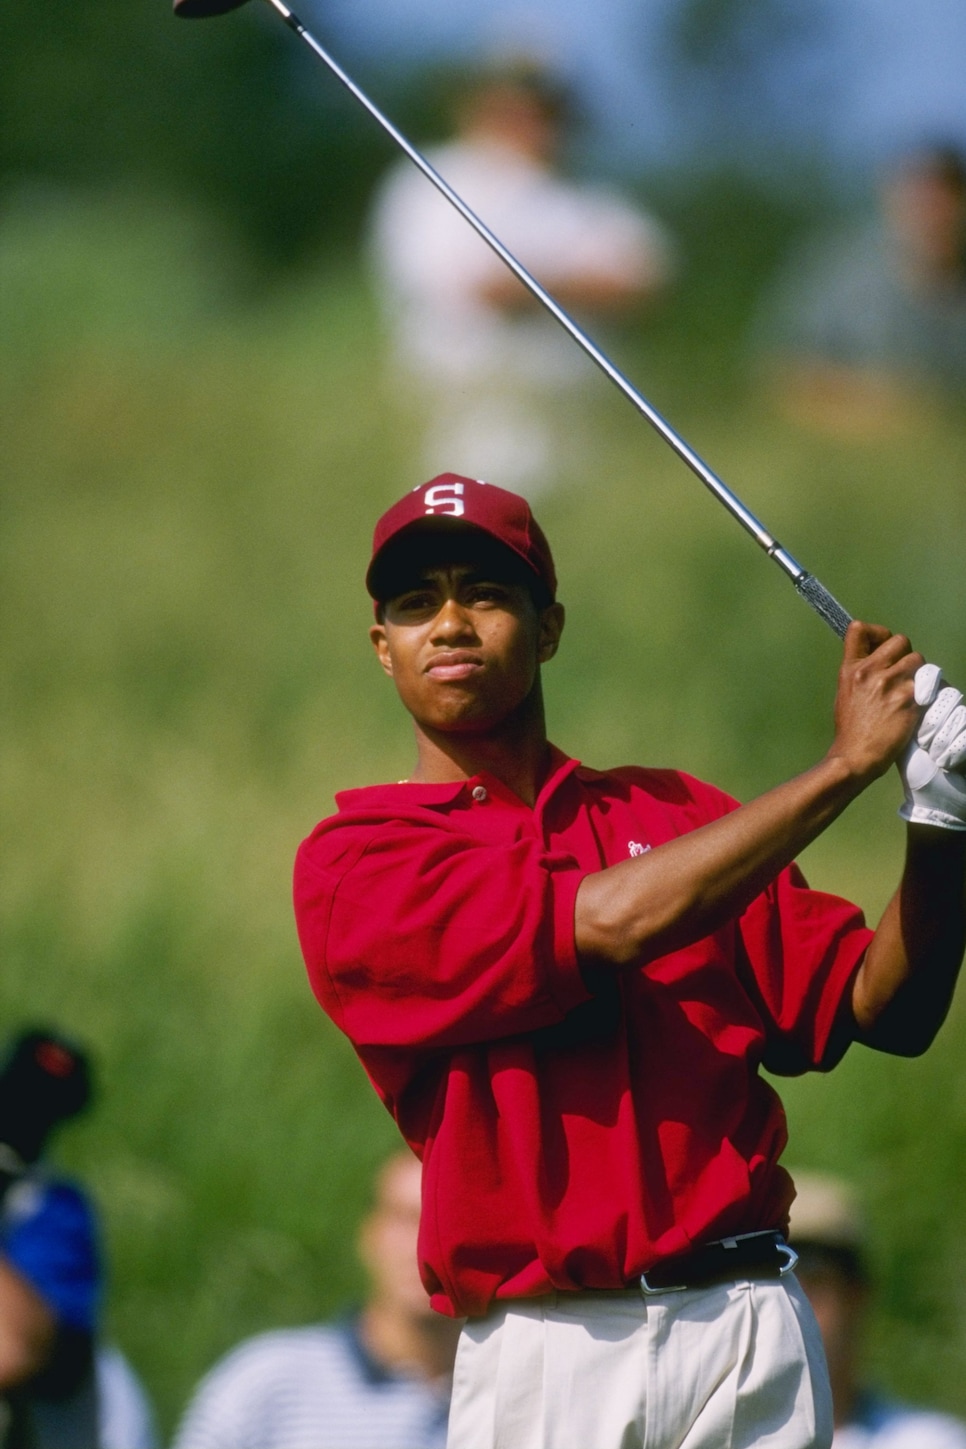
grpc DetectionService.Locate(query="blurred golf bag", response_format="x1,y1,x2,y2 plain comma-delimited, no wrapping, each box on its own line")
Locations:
0,1029,98,1449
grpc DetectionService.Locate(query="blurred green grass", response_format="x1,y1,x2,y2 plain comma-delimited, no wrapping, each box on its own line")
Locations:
2,189,965,1433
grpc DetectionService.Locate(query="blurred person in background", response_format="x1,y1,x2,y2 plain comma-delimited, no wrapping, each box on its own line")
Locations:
367,54,675,498
753,143,966,438
0,1027,157,1449
172,1150,459,1449
789,1170,966,1448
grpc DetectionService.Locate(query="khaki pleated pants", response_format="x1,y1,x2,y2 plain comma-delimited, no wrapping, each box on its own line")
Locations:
446,1275,832,1449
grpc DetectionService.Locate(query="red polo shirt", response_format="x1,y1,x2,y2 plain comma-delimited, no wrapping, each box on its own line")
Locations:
294,749,870,1318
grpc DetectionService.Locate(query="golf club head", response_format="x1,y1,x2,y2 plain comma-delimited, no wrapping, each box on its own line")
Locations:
174,0,253,18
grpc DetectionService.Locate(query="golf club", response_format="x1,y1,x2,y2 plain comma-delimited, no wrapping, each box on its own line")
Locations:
175,0,854,640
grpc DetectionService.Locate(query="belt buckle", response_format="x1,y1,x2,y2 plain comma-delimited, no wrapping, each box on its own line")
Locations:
638,1231,799,1297
776,1240,799,1276
639,1269,689,1296
719,1229,800,1276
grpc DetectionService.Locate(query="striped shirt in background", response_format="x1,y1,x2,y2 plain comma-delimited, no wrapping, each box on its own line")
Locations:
171,1316,451,1449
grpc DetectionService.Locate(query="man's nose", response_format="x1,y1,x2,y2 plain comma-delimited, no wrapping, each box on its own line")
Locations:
431,596,477,641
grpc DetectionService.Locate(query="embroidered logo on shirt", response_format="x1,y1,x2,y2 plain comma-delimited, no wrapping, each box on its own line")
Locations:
628,841,650,857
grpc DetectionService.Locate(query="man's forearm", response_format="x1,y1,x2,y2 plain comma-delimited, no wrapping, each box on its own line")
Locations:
851,827,966,1055
0,1259,56,1389
575,753,867,967
577,623,927,969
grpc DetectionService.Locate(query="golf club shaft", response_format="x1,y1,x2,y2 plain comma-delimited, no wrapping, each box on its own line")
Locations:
265,0,853,639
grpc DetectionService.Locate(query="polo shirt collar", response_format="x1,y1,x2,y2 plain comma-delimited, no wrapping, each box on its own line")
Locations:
335,746,581,815
341,1311,396,1385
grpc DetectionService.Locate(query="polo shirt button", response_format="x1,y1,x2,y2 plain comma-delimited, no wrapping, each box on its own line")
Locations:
471,785,488,802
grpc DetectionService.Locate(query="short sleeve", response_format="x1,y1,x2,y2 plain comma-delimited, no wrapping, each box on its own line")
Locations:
736,863,872,1075
294,813,591,1052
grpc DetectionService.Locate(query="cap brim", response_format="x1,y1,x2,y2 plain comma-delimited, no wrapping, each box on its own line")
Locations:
367,517,540,603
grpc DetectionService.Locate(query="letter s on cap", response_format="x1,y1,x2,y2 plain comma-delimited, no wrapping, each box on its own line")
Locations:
424,482,465,517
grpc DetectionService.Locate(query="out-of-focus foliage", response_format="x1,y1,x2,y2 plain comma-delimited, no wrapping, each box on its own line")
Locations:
661,0,845,166
0,0,445,267
2,3,965,1432
671,0,824,68
2,180,964,1435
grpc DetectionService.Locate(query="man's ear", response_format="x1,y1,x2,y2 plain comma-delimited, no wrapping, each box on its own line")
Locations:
369,622,394,678
537,602,565,664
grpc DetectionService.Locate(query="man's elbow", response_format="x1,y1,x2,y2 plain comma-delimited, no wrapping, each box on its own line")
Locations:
575,879,645,966
575,889,700,969
575,916,643,968
857,1004,950,1058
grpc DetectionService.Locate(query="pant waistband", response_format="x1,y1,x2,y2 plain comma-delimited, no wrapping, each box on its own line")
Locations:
637,1230,798,1295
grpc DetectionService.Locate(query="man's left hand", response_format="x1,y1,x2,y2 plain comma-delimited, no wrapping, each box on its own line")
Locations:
898,664,966,830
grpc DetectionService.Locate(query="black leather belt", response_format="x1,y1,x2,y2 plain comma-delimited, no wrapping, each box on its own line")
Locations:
637,1230,798,1295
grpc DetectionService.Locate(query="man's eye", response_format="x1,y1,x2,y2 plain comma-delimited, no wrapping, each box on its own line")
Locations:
467,583,506,604
396,591,435,611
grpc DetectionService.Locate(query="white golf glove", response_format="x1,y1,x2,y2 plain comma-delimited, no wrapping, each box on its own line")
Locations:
898,663,966,830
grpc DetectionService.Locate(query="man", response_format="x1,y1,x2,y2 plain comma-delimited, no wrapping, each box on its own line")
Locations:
368,58,674,496
789,1171,966,1448
293,474,966,1449
755,142,966,438
172,1151,460,1449
0,1027,157,1449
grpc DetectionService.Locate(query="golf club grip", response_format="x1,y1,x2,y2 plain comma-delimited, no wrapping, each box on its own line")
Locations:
793,575,853,639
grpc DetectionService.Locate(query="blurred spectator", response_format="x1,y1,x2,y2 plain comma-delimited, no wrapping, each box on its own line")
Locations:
172,1150,460,1449
0,1026,157,1449
789,1170,966,1448
753,144,966,438
367,55,675,497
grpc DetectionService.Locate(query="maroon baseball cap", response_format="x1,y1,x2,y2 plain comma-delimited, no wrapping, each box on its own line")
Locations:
366,474,557,604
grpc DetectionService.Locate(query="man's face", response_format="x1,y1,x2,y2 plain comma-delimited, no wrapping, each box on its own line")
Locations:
885,162,966,272
468,83,562,163
369,553,564,736
358,1153,429,1317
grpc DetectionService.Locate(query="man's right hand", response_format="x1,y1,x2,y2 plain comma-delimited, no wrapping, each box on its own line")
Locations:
575,620,947,973
827,622,924,785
